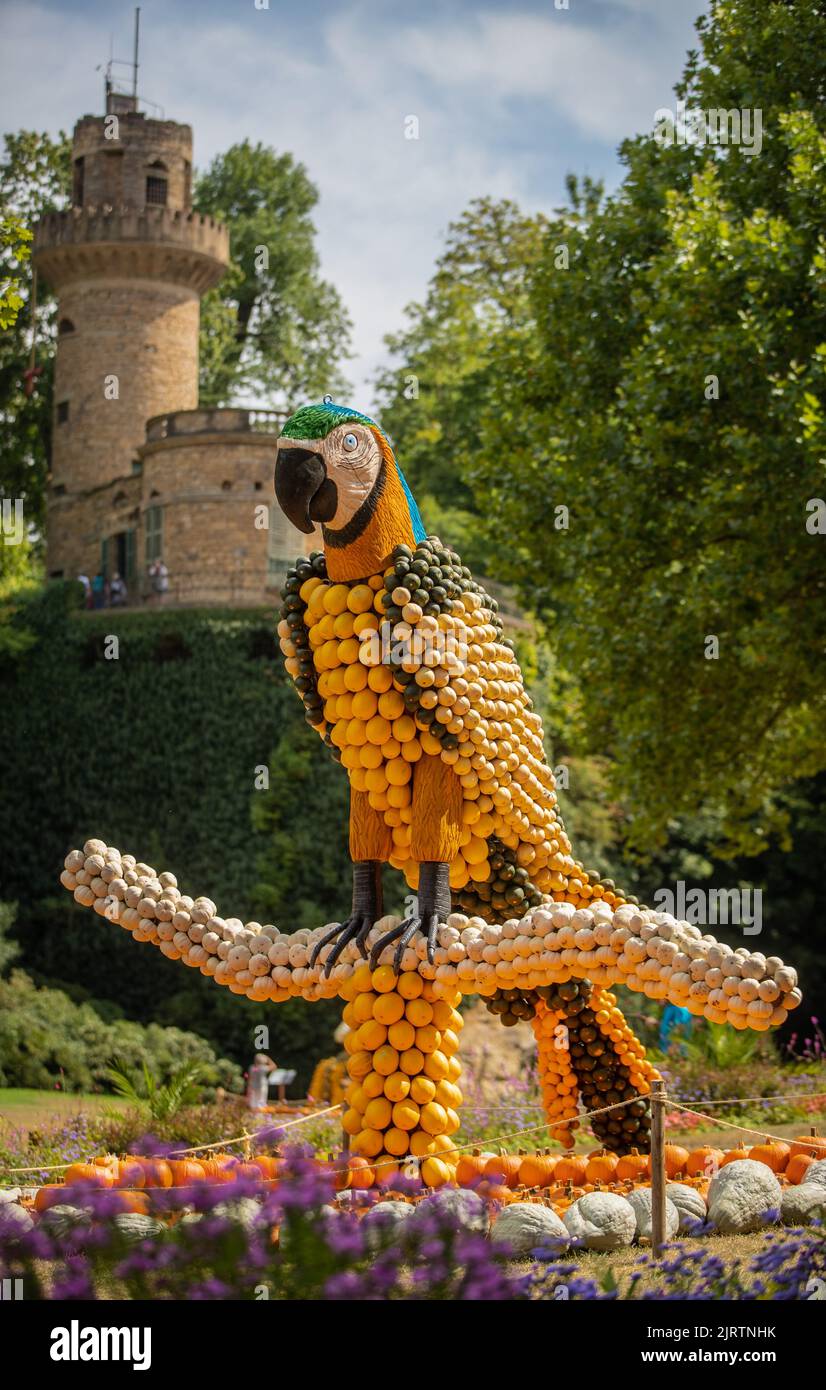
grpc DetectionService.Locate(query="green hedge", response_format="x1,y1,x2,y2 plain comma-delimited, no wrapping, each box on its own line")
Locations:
0,969,243,1094
0,583,343,1087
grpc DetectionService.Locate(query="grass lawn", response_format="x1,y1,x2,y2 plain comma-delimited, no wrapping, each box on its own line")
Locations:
0,1088,133,1133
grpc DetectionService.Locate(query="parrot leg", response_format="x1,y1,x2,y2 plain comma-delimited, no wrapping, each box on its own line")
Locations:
311,861,383,976
369,861,451,973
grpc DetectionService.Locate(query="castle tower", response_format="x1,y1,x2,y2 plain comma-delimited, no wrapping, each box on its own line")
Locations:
33,90,229,584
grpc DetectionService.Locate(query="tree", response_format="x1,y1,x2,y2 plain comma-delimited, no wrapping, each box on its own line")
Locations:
379,0,826,858
194,141,352,406
0,131,70,537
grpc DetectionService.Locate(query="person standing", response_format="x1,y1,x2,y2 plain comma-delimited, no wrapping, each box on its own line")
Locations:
91,572,105,610
77,573,92,609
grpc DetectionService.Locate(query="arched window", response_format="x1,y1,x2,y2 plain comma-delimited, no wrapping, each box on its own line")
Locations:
58,318,75,335
146,160,168,206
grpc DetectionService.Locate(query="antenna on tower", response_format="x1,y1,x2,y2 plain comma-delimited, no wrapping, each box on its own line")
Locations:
132,7,140,100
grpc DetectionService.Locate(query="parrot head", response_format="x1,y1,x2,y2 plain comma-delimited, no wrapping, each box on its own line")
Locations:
274,401,426,580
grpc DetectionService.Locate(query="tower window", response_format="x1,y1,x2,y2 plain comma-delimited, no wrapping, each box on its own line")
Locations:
57,400,70,424
146,159,168,206
58,318,75,335
145,504,163,563
73,156,84,205
221,480,232,491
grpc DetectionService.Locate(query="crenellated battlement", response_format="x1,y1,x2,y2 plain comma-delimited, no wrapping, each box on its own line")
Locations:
33,205,229,291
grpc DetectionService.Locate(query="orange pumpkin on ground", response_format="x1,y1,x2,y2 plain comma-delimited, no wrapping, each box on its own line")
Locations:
135,1158,174,1189
64,1162,115,1188
347,1156,375,1189
483,1153,522,1188
518,1152,557,1189
166,1159,206,1186
585,1149,619,1184
455,1149,489,1188
34,1184,67,1213
720,1145,749,1168
110,1190,150,1215
663,1144,691,1179
114,1158,146,1189
789,1131,826,1159
748,1137,790,1173
786,1153,815,1185
685,1146,725,1179
616,1148,649,1182
555,1154,588,1186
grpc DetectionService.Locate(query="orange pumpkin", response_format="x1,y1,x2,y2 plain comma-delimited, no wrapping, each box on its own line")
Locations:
110,1190,150,1215
786,1153,815,1185
317,1154,351,1192
748,1137,790,1173
477,1181,513,1206
518,1152,557,1189
720,1145,749,1168
167,1159,206,1186
64,1162,115,1188
789,1131,826,1159
685,1146,725,1179
138,1158,174,1189
347,1156,375,1189
114,1158,146,1189
555,1154,588,1185
455,1149,488,1188
585,1149,619,1184
616,1148,649,1182
663,1144,691,1179
483,1152,522,1189
34,1184,66,1213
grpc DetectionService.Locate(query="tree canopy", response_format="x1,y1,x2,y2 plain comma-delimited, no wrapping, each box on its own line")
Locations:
194,140,351,407
378,0,826,858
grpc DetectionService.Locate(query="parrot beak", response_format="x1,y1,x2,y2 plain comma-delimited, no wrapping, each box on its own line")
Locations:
274,446,338,534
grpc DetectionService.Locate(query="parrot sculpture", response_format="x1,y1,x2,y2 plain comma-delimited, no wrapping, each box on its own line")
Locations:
274,400,585,975
57,400,802,1169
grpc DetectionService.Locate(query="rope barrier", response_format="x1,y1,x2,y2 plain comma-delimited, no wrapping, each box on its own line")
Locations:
669,1090,826,1109
664,1100,826,1149
0,1104,343,1175
2,1087,823,1187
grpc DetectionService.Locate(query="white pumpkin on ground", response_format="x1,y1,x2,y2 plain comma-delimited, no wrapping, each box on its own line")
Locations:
491,1202,569,1257
563,1192,636,1251
112,1213,164,1245
707,1159,782,1234
666,1182,708,1233
625,1186,680,1243
363,1201,414,1250
37,1204,93,1246
409,1187,488,1235
780,1184,826,1226
0,1203,34,1240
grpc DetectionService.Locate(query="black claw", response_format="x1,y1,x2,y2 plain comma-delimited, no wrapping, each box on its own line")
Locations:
425,912,439,965
312,913,375,978
368,919,408,971
393,918,421,975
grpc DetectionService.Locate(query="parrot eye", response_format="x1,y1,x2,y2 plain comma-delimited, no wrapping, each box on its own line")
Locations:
342,432,359,451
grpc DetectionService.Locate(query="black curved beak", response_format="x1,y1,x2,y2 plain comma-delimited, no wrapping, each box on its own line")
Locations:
274,447,337,534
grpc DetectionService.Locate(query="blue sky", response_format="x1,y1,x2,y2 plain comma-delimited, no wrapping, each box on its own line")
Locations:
0,0,707,407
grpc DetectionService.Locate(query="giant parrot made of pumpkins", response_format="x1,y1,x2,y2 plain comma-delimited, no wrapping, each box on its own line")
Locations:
59,401,802,1185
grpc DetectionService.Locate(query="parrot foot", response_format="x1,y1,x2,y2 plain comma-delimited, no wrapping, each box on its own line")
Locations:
310,861,382,978
368,861,451,975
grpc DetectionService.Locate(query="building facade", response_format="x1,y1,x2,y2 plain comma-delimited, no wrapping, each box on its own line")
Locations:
33,91,309,605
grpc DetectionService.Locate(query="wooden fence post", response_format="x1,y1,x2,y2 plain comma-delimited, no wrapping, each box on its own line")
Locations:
650,1079,667,1258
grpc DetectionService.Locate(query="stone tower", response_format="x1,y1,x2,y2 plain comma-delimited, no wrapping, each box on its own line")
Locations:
33,90,229,583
